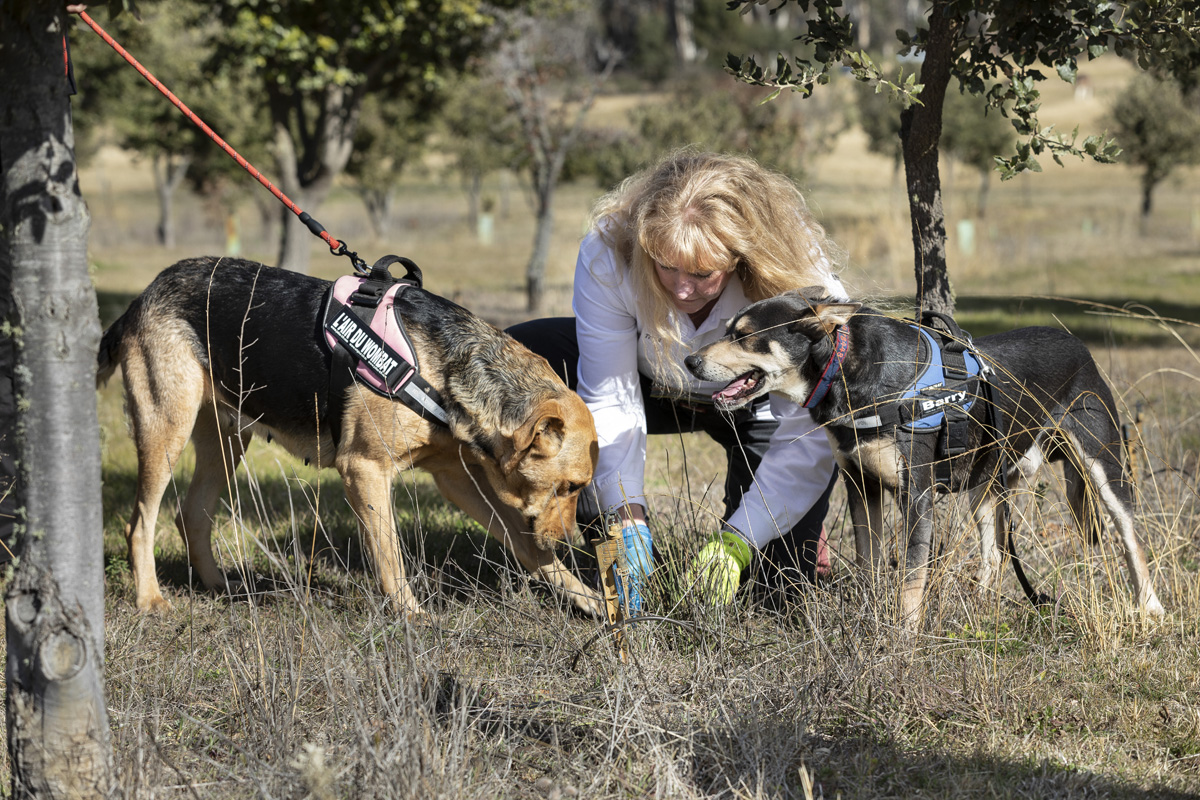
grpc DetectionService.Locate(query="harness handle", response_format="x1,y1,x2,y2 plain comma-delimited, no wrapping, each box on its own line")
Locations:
368,255,423,287
920,310,971,353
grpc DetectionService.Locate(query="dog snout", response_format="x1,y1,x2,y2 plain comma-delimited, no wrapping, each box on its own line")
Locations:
684,353,704,375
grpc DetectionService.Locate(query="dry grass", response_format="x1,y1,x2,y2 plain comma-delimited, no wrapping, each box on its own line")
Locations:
12,56,1200,797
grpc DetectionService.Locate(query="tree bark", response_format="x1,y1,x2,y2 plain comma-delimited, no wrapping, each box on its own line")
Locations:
899,1,961,317
526,196,555,312
360,187,394,240
1140,171,1157,219
152,152,191,248
670,0,697,65
273,118,319,273
271,84,360,273
0,5,113,797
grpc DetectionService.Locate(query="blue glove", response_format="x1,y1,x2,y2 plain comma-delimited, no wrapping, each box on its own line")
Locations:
686,531,752,605
614,521,653,614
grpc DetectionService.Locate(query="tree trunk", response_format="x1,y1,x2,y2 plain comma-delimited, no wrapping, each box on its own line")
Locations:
271,84,360,273
1140,170,1157,220
899,1,960,318
670,0,697,65
273,120,318,272
152,152,191,248
850,0,872,50
0,6,113,797
526,186,555,312
360,187,394,240
464,170,482,231
977,167,991,219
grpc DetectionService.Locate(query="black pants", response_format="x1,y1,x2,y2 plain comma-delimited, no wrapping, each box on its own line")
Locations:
508,317,836,587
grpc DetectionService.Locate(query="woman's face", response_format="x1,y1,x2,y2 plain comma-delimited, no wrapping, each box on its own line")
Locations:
654,260,733,315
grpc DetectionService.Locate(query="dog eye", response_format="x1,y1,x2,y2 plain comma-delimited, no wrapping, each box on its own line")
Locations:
562,482,584,495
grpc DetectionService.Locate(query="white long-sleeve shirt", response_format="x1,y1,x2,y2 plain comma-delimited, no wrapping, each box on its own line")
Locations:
572,228,842,550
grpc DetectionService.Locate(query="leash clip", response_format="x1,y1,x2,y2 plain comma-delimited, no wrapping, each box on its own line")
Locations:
332,240,371,275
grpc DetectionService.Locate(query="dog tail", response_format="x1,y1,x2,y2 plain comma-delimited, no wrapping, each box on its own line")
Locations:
96,307,133,388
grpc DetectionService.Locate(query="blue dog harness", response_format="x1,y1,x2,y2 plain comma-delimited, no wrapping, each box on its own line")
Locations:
836,311,988,491
845,325,984,431
825,310,1053,607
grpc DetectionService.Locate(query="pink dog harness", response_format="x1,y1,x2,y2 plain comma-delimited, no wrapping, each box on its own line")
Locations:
321,256,449,440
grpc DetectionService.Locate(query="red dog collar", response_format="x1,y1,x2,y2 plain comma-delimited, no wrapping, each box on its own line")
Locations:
802,325,850,409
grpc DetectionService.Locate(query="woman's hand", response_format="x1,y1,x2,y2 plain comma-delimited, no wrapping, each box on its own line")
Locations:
686,531,752,605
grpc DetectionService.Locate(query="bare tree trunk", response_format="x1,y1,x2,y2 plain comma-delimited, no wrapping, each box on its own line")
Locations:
977,168,991,219
0,6,113,797
498,18,619,313
526,193,555,311
670,0,697,65
274,120,319,273
152,151,192,248
464,170,482,231
849,0,872,50
271,84,360,273
360,187,394,240
899,1,960,317
1140,170,1157,220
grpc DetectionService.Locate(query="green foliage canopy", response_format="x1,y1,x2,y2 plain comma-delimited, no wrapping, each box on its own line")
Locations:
725,0,1200,313
727,0,1200,178
575,75,840,189
200,0,516,269
1108,72,1200,217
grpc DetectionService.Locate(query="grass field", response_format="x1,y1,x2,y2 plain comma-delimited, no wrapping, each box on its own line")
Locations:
24,54,1200,797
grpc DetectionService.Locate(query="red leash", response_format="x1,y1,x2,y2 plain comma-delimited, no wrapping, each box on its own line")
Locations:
75,11,369,275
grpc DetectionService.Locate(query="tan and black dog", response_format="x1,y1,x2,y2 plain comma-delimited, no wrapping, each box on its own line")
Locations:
97,256,600,616
685,288,1164,629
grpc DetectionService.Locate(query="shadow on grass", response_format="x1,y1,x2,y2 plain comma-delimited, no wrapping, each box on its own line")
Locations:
103,286,1198,347
900,294,1199,347
100,465,548,609
431,678,1200,798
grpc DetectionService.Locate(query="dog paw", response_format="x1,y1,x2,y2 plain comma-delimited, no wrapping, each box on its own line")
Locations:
136,594,172,614
207,573,247,600
569,588,604,619
973,561,1002,592
1143,595,1166,618
582,596,606,619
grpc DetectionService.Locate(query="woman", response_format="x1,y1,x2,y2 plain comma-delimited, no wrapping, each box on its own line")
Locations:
508,149,846,609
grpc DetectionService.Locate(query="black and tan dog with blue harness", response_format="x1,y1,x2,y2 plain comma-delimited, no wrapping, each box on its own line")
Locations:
97,256,600,617
685,287,1165,629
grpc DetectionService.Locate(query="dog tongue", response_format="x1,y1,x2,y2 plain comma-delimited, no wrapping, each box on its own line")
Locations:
714,374,753,402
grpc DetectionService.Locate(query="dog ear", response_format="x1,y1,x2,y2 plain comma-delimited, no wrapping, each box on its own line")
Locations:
812,301,861,334
796,285,830,301
502,399,566,474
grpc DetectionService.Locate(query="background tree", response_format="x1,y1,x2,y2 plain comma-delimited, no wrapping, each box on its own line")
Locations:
489,1,620,312
599,0,797,82
576,72,845,190
728,0,1200,316
853,73,904,185
1,3,114,796
1107,72,1200,224
71,1,217,248
346,95,432,241
940,82,1014,218
204,0,511,272
439,74,524,231
180,65,275,254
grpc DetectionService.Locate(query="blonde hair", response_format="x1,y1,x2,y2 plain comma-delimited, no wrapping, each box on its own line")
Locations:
589,148,844,388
